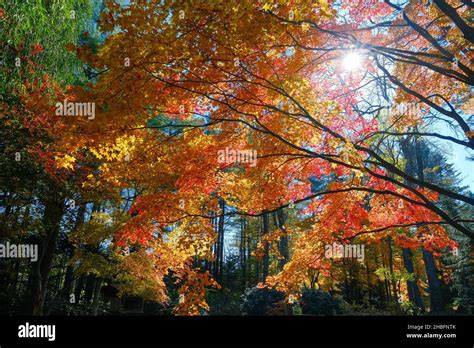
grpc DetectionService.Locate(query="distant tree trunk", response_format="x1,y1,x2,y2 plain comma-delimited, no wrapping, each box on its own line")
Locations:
402,248,424,310
247,227,252,285
31,195,64,315
211,213,218,277
217,199,225,281
275,208,289,270
74,274,86,304
7,259,21,311
380,247,392,302
91,279,102,315
374,253,386,305
84,274,96,304
262,212,269,281
256,248,261,283
342,258,350,300
365,257,371,302
240,219,247,288
387,237,399,306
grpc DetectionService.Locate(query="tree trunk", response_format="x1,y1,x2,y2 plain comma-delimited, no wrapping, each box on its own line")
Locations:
262,212,269,281
91,279,102,315
402,248,424,310
211,213,218,278
74,274,86,304
413,136,444,313
422,249,444,313
247,227,252,285
387,237,399,305
400,135,443,311
380,247,392,302
84,274,96,304
31,196,64,315
240,219,247,288
276,208,289,270
365,257,371,303
217,199,225,281
62,203,87,299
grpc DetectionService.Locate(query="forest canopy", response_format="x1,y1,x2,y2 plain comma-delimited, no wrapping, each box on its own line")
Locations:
0,0,473,316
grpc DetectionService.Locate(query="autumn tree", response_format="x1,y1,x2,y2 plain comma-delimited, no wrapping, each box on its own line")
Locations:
4,0,472,314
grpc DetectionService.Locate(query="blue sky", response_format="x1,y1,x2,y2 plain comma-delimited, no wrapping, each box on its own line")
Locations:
437,123,474,191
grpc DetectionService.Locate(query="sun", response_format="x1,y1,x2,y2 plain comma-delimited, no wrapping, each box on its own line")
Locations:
342,52,363,71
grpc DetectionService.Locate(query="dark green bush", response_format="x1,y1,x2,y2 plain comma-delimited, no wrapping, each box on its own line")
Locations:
240,287,287,315
300,289,341,315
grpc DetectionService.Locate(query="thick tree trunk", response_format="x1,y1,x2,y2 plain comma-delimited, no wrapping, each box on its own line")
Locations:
62,265,75,300
62,203,86,299
400,136,444,311
31,196,64,315
422,249,444,313
413,136,444,313
276,208,289,270
402,248,424,310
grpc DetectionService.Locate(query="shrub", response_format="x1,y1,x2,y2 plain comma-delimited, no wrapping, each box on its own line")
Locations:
300,289,341,315
241,287,287,315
